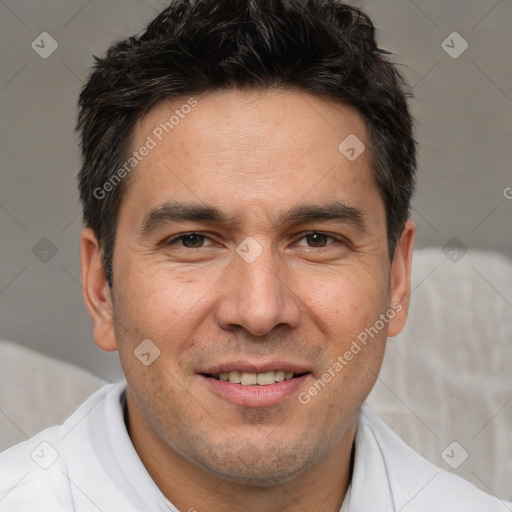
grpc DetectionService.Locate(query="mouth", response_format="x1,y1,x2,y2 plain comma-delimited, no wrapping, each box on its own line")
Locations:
202,370,309,386
198,366,312,407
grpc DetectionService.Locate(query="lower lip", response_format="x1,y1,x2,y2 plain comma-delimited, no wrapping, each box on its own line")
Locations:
199,374,310,407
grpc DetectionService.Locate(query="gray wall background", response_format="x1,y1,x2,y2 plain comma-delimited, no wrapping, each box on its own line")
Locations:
1,0,511,381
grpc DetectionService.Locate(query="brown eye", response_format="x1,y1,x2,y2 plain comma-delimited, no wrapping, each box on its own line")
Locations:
296,232,337,248
180,234,205,248
305,233,331,247
166,233,211,248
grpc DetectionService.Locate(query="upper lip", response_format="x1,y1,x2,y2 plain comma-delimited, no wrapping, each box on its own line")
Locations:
199,360,312,375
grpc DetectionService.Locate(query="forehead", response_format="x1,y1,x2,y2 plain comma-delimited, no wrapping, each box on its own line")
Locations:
134,87,368,159
121,88,381,227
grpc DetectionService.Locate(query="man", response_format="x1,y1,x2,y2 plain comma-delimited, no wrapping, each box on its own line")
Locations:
0,1,507,510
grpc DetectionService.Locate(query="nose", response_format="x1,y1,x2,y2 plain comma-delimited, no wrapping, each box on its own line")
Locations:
215,244,301,336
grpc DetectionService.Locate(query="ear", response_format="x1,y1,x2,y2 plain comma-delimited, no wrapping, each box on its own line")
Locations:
81,227,118,352
387,219,415,337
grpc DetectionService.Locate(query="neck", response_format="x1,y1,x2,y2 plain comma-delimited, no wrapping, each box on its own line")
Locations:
125,391,357,512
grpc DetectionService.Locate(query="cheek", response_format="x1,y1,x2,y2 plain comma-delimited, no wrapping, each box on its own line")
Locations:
110,276,194,384
300,266,388,342
116,261,223,334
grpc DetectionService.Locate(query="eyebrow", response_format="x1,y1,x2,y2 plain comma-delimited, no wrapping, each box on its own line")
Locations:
138,200,367,236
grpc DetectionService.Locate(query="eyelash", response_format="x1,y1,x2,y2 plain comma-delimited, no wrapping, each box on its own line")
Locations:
164,231,344,250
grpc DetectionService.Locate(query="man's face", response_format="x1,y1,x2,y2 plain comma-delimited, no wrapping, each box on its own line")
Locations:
84,88,413,486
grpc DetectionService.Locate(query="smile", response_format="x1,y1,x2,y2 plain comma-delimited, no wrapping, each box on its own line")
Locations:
204,370,307,385
199,370,312,407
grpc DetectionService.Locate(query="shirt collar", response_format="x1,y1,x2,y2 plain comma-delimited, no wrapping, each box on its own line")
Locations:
104,379,177,511
338,403,396,511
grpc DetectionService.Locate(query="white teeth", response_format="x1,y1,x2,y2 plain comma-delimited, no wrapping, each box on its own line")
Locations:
256,371,275,386
228,371,241,383
274,370,285,382
212,370,297,385
241,372,257,385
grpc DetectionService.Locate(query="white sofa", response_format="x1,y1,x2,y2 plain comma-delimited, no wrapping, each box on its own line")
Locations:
0,341,105,452
1,247,510,500
367,247,512,501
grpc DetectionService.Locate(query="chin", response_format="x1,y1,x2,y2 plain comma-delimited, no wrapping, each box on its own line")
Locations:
211,462,310,488
193,440,322,488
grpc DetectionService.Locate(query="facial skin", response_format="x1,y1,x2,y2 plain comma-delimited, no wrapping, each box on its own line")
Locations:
81,88,415,512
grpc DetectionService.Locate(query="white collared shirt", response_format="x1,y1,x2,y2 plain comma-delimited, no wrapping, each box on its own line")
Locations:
0,381,507,511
